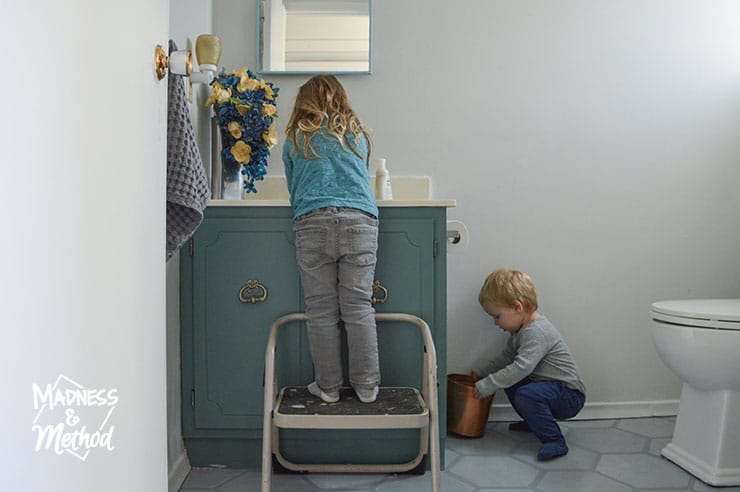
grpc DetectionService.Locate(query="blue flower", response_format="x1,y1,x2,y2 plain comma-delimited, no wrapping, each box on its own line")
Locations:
205,67,279,193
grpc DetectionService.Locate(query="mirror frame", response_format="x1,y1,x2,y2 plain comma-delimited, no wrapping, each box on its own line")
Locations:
255,0,373,75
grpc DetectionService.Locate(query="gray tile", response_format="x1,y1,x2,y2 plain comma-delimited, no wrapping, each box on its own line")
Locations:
446,429,519,455
445,448,461,467
377,472,474,492
304,473,385,489
560,419,616,429
597,454,692,489
655,489,696,492
617,416,675,438
489,422,544,442
218,470,315,492
513,440,598,470
179,418,711,492
567,427,646,453
537,471,632,492
479,490,541,492
649,437,671,456
448,455,539,488
693,480,740,491
181,468,244,489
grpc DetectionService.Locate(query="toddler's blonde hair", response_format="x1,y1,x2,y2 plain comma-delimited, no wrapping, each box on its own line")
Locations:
285,74,371,162
478,268,538,312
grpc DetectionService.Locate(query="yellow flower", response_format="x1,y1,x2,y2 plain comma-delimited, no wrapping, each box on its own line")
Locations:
228,121,242,139
205,83,231,106
262,104,276,117
204,83,221,106
234,67,249,79
262,122,278,149
231,140,252,163
238,75,261,93
236,102,251,116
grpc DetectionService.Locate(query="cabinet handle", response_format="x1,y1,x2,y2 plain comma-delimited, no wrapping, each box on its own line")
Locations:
239,280,268,304
371,280,389,305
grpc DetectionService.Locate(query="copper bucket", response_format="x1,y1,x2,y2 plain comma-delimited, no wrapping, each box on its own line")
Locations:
447,374,494,438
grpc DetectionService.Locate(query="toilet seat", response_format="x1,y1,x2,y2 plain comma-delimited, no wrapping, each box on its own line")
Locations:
651,299,740,331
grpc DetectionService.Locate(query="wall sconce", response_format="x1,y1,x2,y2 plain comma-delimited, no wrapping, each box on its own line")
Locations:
190,34,222,84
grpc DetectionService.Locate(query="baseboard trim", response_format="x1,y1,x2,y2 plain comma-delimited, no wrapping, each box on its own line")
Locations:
168,451,191,492
488,399,679,421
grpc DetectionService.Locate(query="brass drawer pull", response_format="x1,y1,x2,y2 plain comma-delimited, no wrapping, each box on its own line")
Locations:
371,280,388,305
239,280,268,304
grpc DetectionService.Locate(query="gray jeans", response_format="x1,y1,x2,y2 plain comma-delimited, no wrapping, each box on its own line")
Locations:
294,207,380,392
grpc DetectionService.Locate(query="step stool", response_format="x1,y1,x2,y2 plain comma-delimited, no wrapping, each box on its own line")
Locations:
261,312,441,492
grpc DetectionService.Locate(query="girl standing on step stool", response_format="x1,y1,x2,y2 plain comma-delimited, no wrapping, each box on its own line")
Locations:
283,74,380,404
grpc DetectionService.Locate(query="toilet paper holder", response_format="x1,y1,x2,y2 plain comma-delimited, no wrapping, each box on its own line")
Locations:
446,220,469,253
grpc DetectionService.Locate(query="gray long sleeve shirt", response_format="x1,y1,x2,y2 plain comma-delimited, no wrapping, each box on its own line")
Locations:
474,315,586,398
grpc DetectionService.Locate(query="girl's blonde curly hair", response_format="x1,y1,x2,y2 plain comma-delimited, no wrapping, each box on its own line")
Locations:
479,268,538,312
285,74,371,163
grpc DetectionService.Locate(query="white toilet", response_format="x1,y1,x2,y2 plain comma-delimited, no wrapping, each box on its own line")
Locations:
650,299,740,486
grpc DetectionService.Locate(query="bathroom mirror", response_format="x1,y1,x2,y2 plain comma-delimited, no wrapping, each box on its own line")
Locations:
257,0,372,74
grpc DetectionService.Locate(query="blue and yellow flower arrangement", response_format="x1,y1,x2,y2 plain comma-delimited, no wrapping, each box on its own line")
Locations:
205,67,279,193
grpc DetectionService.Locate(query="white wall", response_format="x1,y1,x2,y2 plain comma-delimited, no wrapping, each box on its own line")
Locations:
211,1,740,414
1,1,168,490
167,0,213,487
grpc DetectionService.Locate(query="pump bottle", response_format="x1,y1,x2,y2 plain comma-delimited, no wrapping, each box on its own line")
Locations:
373,158,393,200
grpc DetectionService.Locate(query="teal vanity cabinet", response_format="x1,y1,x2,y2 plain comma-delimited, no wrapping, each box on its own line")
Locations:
181,204,449,469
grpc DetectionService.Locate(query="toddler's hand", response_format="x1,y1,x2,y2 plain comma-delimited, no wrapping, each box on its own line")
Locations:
469,371,480,399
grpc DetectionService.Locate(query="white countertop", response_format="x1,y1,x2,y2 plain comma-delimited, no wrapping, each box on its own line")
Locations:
209,199,456,207
208,176,456,208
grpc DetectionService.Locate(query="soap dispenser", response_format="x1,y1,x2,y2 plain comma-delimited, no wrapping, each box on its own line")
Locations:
373,158,393,200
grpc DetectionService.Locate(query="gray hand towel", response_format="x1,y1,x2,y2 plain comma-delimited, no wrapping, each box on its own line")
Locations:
166,40,210,260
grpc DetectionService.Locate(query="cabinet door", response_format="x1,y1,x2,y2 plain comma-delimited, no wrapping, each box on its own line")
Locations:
191,218,303,429
373,217,436,388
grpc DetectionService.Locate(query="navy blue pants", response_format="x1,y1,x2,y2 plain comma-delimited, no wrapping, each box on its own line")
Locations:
505,378,585,445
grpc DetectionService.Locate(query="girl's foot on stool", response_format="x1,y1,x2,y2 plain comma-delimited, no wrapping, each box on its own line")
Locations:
354,386,378,403
308,382,339,403
508,421,532,432
537,442,568,461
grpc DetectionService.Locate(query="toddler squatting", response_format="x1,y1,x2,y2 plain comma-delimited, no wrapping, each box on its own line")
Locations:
473,268,586,461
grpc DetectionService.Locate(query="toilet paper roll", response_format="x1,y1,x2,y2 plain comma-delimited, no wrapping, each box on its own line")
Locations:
446,220,469,253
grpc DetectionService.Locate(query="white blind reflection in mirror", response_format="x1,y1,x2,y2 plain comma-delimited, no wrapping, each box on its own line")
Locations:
259,0,371,73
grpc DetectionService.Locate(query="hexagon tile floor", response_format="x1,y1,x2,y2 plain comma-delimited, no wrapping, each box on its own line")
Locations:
179,417,740,491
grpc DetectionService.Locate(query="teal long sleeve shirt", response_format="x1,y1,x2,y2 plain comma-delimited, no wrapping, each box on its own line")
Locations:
283,129,378,220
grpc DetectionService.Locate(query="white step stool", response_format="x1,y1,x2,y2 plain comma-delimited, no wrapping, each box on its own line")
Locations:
261,313,441,492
